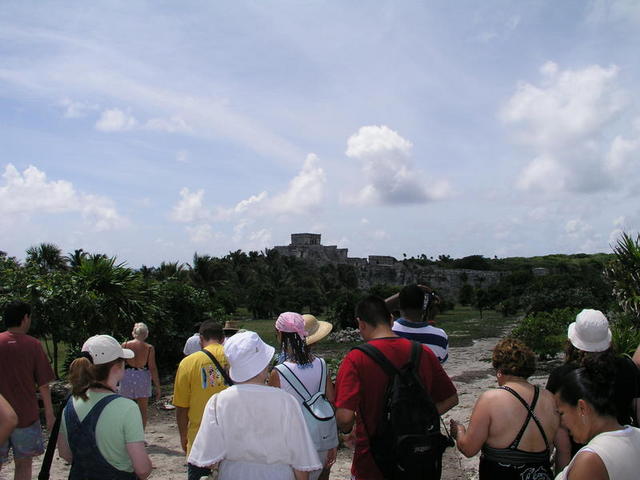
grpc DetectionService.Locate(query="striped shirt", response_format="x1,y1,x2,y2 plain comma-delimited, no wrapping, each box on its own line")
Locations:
392,318,449,363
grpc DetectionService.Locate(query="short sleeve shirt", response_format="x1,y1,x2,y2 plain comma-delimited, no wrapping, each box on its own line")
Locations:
0,331,55,427
60,391,145,472
173,344,229,453
335,337,457,480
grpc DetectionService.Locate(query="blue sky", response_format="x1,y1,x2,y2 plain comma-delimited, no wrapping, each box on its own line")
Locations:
1,1,639,267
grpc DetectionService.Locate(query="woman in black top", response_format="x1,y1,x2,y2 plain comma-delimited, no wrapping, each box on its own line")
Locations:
450,338,559,480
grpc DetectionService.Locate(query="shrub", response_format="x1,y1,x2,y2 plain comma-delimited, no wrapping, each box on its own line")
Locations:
512,308,578,359
609,312,640,356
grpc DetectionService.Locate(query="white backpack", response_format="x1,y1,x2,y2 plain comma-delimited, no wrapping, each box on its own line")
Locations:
274,358,338,451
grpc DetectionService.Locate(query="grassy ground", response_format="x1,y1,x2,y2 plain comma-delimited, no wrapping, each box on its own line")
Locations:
239,306,517,373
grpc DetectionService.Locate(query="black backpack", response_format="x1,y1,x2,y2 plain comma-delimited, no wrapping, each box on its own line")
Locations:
353,341,453,480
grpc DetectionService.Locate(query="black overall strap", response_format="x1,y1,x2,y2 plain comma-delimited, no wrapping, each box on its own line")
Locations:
38,394,71,480
500,385,549,451
201,348,234,386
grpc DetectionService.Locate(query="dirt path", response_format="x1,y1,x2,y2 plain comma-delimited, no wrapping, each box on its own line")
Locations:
2,334,555,480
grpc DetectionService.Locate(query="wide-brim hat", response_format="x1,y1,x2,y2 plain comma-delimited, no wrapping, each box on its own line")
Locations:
302,314,333,345
223,320,241,333
82,335,134,365
223,331,275,383
567,309,612,353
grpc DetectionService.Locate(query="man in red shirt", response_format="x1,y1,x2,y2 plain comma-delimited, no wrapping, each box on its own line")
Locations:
335,296,458,480
0,301,55,480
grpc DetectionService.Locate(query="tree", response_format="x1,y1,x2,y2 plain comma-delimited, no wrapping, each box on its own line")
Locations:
26,243,67,272
606,232,640,326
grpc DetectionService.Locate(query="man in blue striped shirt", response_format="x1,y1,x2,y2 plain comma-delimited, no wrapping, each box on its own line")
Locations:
386,284,449,363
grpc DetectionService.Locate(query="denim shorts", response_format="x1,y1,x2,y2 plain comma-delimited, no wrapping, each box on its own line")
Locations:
0,420,45,463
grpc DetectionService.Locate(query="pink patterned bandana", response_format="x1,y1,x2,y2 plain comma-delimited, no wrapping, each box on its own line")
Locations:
275,312,308,340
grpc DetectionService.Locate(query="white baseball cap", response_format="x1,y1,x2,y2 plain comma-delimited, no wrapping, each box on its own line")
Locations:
223,331,275,383
567,309,612,353
82,335,134,365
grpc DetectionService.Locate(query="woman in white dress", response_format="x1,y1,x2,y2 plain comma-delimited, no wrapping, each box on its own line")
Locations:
188,331,322,480
554,356,640,480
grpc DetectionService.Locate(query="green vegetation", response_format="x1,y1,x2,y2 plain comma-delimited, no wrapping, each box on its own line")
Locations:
2,232,639,372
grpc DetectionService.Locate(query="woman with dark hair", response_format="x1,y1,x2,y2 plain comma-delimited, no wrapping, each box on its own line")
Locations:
450,338,559,480
269,312,338,480
57,335,152,480
554,357,640,480
546,309,640,471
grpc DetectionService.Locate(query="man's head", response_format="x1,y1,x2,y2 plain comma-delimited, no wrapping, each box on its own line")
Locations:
199,320,224,346
3,300,31,330
355,296,392,339
399,284,438,322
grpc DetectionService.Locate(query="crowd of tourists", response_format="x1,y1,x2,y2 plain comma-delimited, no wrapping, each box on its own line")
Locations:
1,284,640,480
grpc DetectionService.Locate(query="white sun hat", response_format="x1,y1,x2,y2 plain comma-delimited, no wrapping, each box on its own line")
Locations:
567,309,612,353
82,335,134,365
223,331,275,383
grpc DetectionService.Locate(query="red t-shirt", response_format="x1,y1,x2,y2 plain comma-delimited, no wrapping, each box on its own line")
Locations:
0,331,55,427
335,337,457,480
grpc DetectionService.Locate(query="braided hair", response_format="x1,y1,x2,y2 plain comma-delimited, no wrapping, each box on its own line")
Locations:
279,331,313,365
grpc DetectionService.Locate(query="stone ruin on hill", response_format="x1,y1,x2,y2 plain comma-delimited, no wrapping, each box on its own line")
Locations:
272,233,505,300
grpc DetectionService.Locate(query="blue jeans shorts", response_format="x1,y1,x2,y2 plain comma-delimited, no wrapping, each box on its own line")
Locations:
0,420,44,463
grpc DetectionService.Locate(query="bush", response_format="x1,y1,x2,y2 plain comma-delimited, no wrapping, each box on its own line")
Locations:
609,312,640,356
512,308,578,359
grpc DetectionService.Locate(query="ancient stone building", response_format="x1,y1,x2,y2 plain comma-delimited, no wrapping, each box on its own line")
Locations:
272,233,505,300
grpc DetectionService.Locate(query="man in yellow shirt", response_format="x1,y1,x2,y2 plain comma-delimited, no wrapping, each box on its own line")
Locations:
173,321,229,480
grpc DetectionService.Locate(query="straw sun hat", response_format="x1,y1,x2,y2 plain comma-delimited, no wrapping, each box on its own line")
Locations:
302,314,333,345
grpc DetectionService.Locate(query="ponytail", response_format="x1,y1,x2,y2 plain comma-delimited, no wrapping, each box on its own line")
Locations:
68,357,121,400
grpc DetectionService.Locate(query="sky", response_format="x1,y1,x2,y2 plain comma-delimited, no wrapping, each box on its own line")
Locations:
1,0,640,267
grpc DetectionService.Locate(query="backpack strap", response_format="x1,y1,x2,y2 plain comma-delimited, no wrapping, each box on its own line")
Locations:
353,343,401,378
318,358,327,396
354,341,422,378
274,363,312,401
201,348,234,386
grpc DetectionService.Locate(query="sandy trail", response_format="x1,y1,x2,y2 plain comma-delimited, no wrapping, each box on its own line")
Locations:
2,334,553,480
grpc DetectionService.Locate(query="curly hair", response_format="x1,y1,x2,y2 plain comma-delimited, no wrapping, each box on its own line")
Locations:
564,341,615,365
492,338,536,379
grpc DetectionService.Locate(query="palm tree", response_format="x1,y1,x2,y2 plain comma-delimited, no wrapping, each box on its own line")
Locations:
606,232,640,325
65,249,87,270
26,243,67,272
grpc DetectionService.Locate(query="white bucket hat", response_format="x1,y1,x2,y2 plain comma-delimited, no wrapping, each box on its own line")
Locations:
223,331,275,383
567,309,612,353
82,335,134,365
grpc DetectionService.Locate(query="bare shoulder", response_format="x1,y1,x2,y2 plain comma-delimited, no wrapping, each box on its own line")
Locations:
567,451,608,480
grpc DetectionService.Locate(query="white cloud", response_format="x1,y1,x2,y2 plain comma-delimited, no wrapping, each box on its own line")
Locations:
270,154,325,214
145,115,192,133
0,164,126,231
345,125,450,205
176,150,189,163
170,154,325,231
565,218,591,236
95,108,137,132
60,98,97,118
170,188,210,223
186,223,217,244
503,62,639,194
502,62,623,150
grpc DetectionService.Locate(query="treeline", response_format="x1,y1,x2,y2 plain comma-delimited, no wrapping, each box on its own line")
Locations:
1,233,639,371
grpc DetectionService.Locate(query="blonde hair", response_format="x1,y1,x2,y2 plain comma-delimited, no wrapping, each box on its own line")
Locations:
132,322,149,340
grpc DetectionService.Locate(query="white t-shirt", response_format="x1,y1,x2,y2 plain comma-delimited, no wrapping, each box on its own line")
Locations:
188,383,322,480
555,426,640,480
